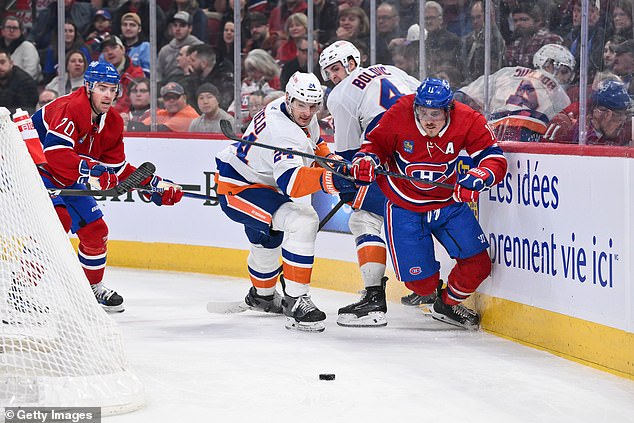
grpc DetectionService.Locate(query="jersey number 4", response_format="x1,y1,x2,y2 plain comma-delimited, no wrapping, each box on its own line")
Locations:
379,79,405,110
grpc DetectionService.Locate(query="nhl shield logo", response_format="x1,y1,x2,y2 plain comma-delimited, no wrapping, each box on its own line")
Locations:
403,140,414,153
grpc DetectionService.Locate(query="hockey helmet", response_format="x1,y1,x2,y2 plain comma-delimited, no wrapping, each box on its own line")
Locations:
84,61,120,90
533,44,575,83
592,80,632,111
414,78,454,109
319,40,361,81
286,72,324,105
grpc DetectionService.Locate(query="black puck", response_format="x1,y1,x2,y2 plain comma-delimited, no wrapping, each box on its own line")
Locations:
319,373,335,380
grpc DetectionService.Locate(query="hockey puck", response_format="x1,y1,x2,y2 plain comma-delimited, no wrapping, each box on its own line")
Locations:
319,373,335,381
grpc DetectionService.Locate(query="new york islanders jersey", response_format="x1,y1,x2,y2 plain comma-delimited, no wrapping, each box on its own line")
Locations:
216,97,332,199
327,64,420,157
364,96,507,213
32,87,134,187
458,66,571,140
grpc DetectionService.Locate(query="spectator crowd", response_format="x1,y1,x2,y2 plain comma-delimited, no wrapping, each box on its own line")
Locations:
1,0,633,146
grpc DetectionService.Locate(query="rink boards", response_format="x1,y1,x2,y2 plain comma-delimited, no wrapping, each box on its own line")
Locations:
85,134,633,378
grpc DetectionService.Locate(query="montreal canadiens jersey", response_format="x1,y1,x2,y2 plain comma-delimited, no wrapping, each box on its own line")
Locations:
364,96,507,213
458,66,571,138
327,64,420,157
216,97,331,198
32,87,132,187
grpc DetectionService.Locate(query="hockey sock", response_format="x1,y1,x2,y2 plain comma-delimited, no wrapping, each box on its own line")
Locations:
76,218,108,284
355,234,387,288
405,272,439,297
444,250,491,305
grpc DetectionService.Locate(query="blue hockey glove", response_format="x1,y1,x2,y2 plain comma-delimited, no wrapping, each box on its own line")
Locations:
142,175,183,206
78,160,118,190
320,171,358,197
453,167,494,203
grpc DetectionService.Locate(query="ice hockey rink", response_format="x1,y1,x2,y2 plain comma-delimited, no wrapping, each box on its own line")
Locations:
103,267,634,423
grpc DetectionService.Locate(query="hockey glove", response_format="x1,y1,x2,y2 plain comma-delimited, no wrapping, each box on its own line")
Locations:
320,171,358,197
350,152,379,185
453,167,494,203
143,175,183,206
78,160,118,190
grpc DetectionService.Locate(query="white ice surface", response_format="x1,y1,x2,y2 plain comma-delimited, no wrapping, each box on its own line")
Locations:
105,267,634,423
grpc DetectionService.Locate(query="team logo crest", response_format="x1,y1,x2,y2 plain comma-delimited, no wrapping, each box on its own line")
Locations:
403,140,414,153
409,266,422,275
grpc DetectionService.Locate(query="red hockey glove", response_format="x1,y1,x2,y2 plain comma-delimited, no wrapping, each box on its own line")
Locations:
78,160,118,190
143,175,183,206
350,152,379,185
453,167,494,203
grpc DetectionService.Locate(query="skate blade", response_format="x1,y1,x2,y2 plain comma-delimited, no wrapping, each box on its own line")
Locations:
101,303,125,313
336,312,387,327
285,317,325,332
430,314,479,331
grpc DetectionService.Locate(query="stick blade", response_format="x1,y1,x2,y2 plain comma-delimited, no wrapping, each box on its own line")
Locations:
219,119,237,139
116,162,156,195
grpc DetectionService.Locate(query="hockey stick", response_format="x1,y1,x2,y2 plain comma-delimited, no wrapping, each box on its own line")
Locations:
219,120,453,189
47,162,156,197
318,198,346,231
206,199,347,314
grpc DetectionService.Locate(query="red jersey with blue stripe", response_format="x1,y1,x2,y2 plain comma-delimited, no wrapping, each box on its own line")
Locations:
364,96,507,212
32,87,136,187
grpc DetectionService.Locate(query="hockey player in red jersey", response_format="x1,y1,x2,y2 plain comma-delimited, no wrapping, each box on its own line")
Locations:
32,61,184,312
349,78,507,329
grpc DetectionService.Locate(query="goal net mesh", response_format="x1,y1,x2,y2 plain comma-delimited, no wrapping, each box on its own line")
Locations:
0,107,144,414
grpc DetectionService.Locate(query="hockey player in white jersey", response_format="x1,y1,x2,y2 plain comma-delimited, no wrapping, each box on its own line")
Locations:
319,40,422,327
215,72,357,332
456,44,573,142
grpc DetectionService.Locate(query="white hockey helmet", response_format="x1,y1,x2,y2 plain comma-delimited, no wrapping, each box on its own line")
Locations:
319,40,361,81
533,44,576,83
285,71,324,105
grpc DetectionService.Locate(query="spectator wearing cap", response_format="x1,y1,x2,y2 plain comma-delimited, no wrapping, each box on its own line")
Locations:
189,83,234,133
85,9,113,60
112,0,166,48
28,0,94,50
142,82,200,132
120,12,150,77
166,0,209,44
0,16,41,83
612,39,634,93
158,11,204,85
100,35,145,114
244,12,278,57
45,49,87,94
543,79,632,145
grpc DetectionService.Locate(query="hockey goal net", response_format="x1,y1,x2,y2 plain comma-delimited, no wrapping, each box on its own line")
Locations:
0,108,144,414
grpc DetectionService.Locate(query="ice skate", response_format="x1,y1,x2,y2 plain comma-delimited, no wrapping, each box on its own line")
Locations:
400,280,441,314
282,294,326,332
430,294,479,330
91,282,124,313
337,277,388,327
244,286,283,314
